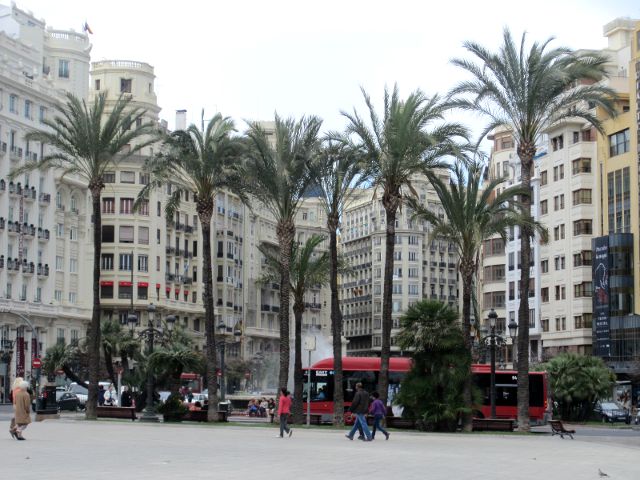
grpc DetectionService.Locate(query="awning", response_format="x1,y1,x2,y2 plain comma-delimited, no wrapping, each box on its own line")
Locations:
100,281,114,287
118,281,132,287
156,283,161,289
165,286,171,292
174,288,180,294
138,282,149,288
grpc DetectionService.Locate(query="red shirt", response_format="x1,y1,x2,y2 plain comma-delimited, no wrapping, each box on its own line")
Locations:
278,394,291,415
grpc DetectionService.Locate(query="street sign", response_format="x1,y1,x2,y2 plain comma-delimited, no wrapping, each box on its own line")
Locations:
32,357,42,369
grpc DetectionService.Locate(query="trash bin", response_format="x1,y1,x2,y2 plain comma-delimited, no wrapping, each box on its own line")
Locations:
37,385,58,414
218,401,230,413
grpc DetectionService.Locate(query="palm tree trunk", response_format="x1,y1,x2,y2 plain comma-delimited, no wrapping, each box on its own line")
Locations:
292,301,304,424
329,223,344,426
277,221,295,396
103,346,117,387
461,266,474,431
517,145,535,432
200,211,220,422
86,188,102,420
379,203,397,405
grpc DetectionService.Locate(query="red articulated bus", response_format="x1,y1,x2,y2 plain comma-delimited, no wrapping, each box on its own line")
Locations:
303,357,550,425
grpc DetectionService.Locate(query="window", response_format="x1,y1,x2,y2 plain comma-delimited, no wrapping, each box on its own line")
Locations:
24,100,32,119
540,170,548,186
408,284,419,295
56,223,64,238
120,198,133,214
139,173,150,185
55,256,63,271
554,255,566,270
70,258,77,273
138,285,148,300
573,219,592,236
574,313,592,329
100,284,113,298
540,259,548,273
408,251,417,261
542,318,549,332
554,285,566,300
101,254,114,270
119,253,133,271
95,79,100,90
138,226,149,245
393,251,402,261
157,201,162,216
540,200,548,215
553,165,564,181
573,250,592,267
572,131,579,144
35,287,42,303
118,284,133,299
54,290,62,302
392,284,402,294
58,59,70,78
508,282,515,301
102,197,115,214
9,94,18,114
119,226,134,243
138,255,148,272
572,158,591,175
69,292,77,304
157,229,161,244
103,171,116,183
69,228,77,241
609,129,630,157
541,287,549,302
120,78,132,93
572,189,592,205
551,135,564,151
102,225,115,243
408,267,418,278
120,171,135,183
393,267,402,278
573,282,593,298
39,106,46,123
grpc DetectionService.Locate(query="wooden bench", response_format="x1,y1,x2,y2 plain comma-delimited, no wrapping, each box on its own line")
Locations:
96,406,137,421
183,410,228,422
472,418,515,432
549,419,575,439
386,417,416,429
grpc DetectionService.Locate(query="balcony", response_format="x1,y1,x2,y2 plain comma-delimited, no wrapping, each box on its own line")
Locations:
175,222,184,231
166,246,175,255
22,262,35,275
9,146,23,162
271,283,280,290
0,257,3,268
6,258,20,272
0,142,6,156
185,225,194,234
261,304,271,312
271,305,280,313
0,217,4,229
165,273,176,282
23,224,36,237
37,228,50,241
182,276,192,285
22,187,36,201
38,192,51,205
0,179,5,192
176,249,183,257
37,263,50,277
8,182,22,197
7,221,20,235
305,302,322,310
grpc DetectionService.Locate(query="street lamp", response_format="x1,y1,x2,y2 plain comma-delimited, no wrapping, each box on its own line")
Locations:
508,318,518,369
216,321,241,402
130,304,175,422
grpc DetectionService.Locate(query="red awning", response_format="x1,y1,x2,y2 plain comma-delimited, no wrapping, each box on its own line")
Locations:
174,288,180,294
184,290,189,294
100,281,114,287
165,286,171,292
118,281,132,287
138,282,149,288
155,283,161,289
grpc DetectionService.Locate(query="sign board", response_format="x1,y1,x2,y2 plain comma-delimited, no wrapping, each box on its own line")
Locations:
304,335,316,351
592,236,611,358
32,357,42,369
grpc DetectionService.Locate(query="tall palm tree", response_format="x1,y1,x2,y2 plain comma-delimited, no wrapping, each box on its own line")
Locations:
341,85,467,404
244,115,322,395
407,159,541,430
42,343,87,387
309,140,364,426
11,92,156,419
148,345,204,396
259,235,331,423
451,28,616,430
137,114,247,422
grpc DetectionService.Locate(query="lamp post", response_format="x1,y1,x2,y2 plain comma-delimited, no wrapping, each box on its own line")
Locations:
130,303,175,422
508,318,518,369
0,337,15,403
216,321,241,402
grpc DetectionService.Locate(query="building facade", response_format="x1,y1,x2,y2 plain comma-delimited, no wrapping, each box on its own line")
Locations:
0,4,92,403
340,173,460,356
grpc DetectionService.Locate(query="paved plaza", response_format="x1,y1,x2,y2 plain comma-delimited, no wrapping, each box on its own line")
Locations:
0,414,639,480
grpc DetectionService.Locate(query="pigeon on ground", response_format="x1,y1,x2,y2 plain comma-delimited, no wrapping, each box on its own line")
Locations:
598,469,609,477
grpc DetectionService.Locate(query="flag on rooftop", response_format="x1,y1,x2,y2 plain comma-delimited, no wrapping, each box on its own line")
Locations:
83,21,93,35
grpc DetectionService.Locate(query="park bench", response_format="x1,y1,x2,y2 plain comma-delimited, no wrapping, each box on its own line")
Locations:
549,419,575,439
472,418,515,432
386,417,416,429
96,406,137,421
183,410,228,422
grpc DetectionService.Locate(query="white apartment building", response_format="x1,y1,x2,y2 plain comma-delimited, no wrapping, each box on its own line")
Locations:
0,4,92,402
483,119,597,364
340,173,459,356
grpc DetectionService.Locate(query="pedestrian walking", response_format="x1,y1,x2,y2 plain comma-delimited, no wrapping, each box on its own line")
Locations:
10,380,32,441
345,382,372,441
369,391,390,440
8,377,23,437
277,388,293,438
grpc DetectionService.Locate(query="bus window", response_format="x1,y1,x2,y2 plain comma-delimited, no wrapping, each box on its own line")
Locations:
343,370,376,402
304,370,334,402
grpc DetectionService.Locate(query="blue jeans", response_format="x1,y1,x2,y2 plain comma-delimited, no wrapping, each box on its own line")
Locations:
372,414,388,438
348,413,371,440
279,414,290,436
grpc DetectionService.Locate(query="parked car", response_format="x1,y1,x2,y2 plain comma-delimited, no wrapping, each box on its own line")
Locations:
634,409,640,425
594,402,631,423
57,392,81,411
68,383,88,409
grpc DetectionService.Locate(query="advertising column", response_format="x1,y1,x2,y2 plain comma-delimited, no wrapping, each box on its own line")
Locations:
592,236,611,358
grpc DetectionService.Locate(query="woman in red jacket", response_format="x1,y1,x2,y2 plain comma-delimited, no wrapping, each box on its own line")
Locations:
277,387,293,438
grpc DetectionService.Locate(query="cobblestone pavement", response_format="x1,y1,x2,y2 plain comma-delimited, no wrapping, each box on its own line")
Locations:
0,414,638,480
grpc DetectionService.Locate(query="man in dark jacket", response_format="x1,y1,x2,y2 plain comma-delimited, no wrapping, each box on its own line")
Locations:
345,383,372,441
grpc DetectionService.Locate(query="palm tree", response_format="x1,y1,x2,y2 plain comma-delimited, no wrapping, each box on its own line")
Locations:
137,114,247,422
407,159,540,430
148,345,204,396
341,85,467,404
259,235,331,423
244,115,322,395
451,28,616,430
43,343,87,387
11,92,156,419
309,140,364,426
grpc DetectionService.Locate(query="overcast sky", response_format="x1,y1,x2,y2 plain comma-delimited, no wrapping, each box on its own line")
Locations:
10,0,640,143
